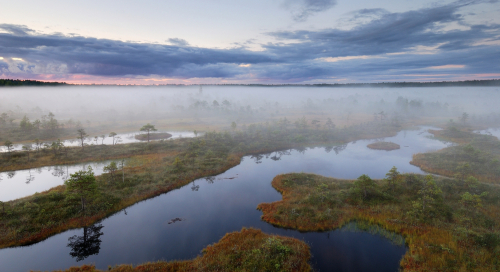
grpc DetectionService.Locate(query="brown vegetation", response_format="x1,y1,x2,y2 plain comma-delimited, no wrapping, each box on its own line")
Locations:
0,120,403,249
134,132,172,141
44,228,311,272
367,141,400,151
257,172,500,271
411,128,500,184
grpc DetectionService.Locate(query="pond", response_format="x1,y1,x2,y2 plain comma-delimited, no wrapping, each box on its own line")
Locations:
0,127,448,271
0,160,124,202
475,128,500,140
0,131,196,152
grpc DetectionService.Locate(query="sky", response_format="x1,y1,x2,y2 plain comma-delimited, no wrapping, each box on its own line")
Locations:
0,0,499,84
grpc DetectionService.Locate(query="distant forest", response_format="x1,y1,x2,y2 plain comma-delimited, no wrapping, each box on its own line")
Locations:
1,78,499,87
236,79,500,88
310,79,500,88
0,79,67,86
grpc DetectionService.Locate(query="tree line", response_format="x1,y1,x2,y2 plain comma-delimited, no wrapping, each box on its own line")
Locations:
0,79,67,86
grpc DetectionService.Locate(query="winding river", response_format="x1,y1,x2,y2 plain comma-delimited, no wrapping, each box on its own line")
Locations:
0,127,450,271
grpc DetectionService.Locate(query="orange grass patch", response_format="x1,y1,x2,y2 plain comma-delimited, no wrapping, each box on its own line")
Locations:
367,141,400,151
257,174,499,272
45,228,311,272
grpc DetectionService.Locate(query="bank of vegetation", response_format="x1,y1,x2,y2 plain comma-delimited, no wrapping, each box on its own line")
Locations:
134,132,172,141
0,119,401,248
257,171,500,271
367,141,400,151
47,228,310,272
411,126,500,183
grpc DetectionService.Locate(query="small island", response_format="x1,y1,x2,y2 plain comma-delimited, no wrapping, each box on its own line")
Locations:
134,132,172,141
367,141,400,151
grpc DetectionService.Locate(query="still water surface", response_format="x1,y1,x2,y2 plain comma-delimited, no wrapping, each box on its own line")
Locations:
0,127,449,271
0,131,196,152
475,128,500,140
0,160,123,202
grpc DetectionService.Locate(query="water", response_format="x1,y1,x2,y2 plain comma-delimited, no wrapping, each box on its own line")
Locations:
0,160,125,202
0,131,196,152
0,127,447,272
475,128,500,140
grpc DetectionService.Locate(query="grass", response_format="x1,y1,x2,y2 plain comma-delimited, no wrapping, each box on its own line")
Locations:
134,133,173,141
43,228,311,272
411,127,500,183
257,172,500,271
0,119,403,249
367,141,400,151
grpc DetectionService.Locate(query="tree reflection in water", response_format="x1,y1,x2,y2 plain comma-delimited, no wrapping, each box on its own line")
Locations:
25,169,35,184
67,224,104,262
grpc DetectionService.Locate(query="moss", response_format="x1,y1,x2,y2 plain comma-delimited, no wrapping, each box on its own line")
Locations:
367,141,400,151
257,172,500,271
47,228,311,272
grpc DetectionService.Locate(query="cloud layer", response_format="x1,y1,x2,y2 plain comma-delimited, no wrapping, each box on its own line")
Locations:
282,0,338,22
0,1,499,83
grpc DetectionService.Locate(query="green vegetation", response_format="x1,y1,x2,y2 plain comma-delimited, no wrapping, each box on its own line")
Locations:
65,167,99,212
0,119,402,248
411,127,500,183
134,132,172,141
367,141,400,151
0,79,67,86
0,111,77,143
46,228,311,272
139,123,157,142
257,171,500,271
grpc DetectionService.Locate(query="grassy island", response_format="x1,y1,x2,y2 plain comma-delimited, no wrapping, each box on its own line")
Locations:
411,127,500,184
45,228,311,272
257,172,500,271
367,141,400,151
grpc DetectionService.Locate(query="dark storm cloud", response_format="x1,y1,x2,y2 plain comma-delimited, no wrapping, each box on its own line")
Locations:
0,24,278,78
266,1,499,60
0,0,499,82
282,0,337,22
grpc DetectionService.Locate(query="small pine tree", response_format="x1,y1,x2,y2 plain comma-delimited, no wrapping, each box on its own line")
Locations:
65,166,98,213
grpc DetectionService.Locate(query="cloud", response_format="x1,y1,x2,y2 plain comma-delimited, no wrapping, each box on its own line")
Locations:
427,64,466,69
0,24,35,36
167,38,190,47
0,24,278,79
317,55,383,62
282,0,337,22
266,1,500,60
0,0,499,83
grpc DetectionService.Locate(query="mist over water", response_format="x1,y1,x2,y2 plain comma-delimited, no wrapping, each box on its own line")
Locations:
1,86,500,131
1,85,500,272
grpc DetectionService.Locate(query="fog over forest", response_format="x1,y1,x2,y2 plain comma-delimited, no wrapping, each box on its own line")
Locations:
1,86,500,134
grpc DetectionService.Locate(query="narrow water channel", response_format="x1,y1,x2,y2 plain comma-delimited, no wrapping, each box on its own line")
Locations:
0,127,449,271
0,160,122,202
0,131,196,152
